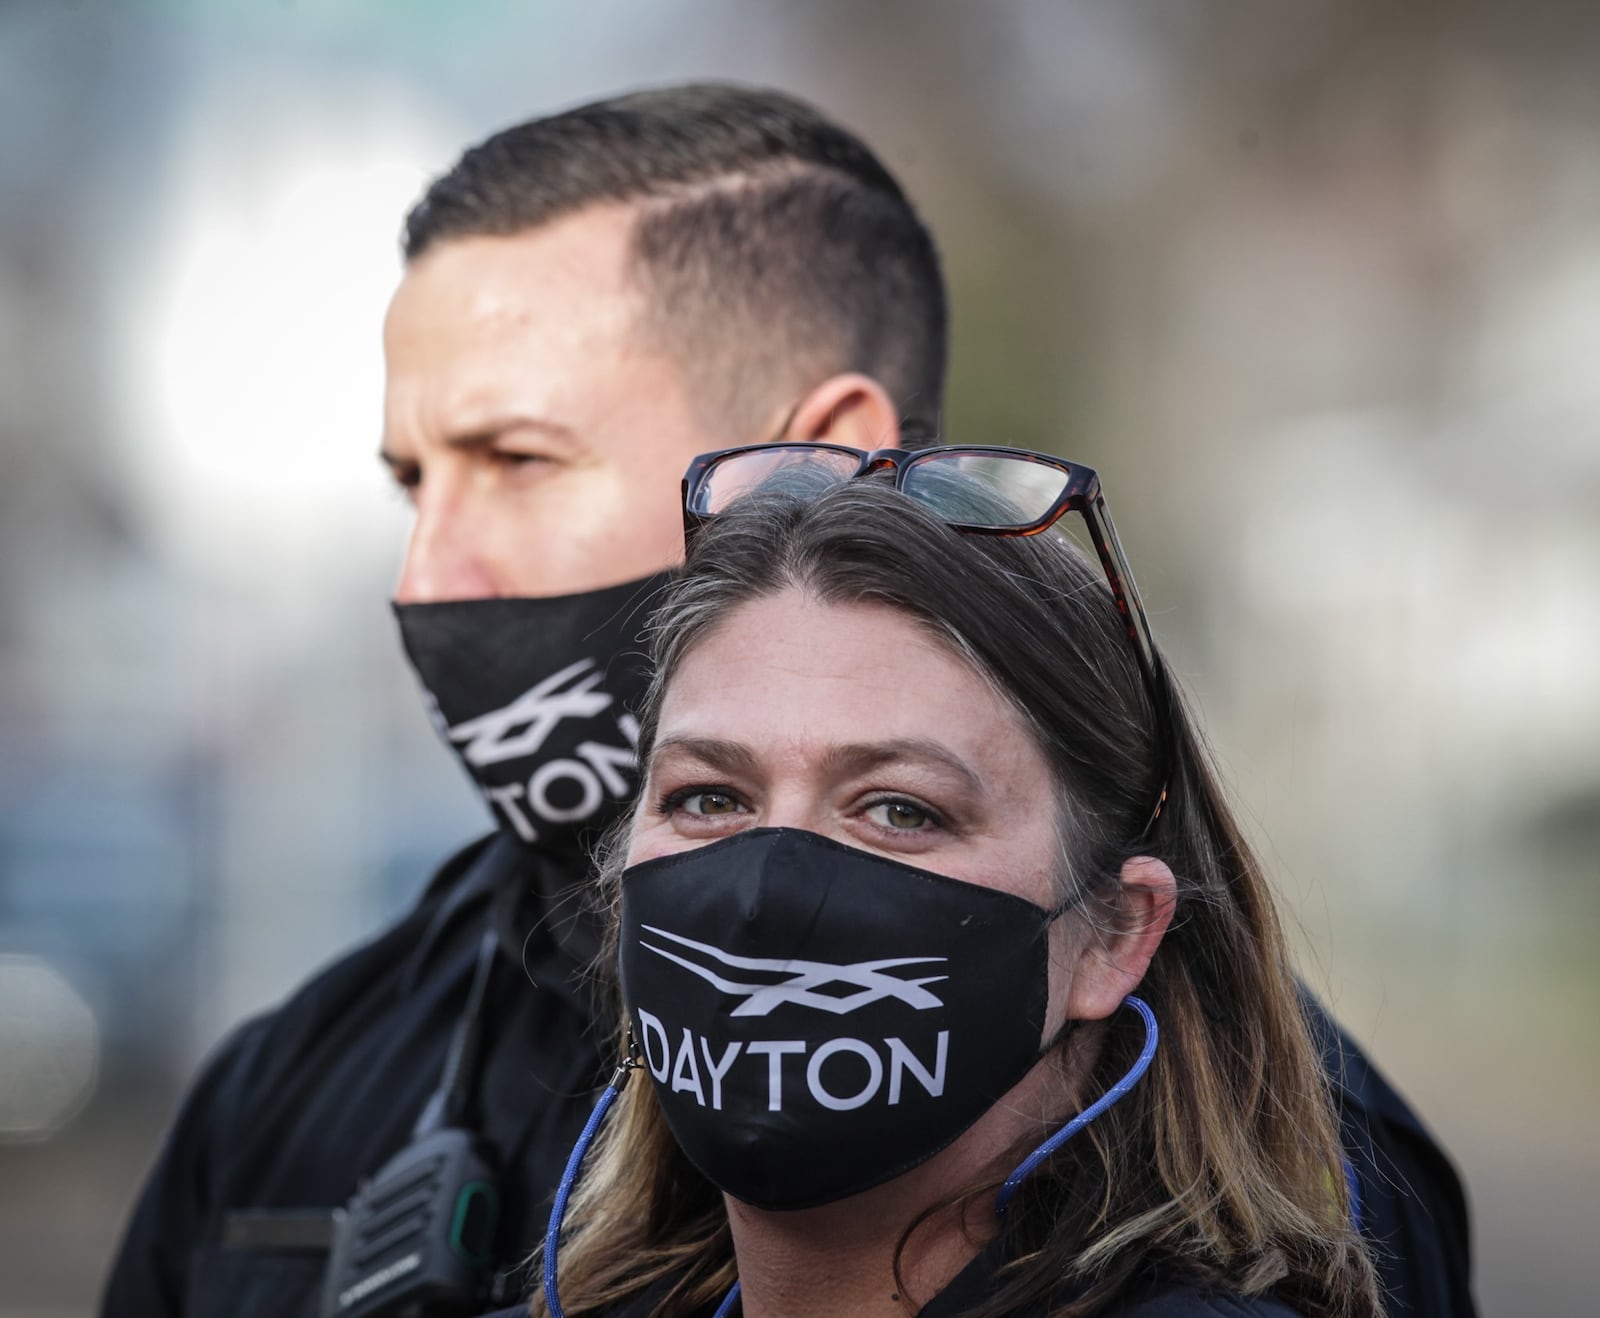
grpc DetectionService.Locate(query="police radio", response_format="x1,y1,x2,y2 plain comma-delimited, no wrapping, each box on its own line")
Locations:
318,1125,500,1317
317,928,509,1318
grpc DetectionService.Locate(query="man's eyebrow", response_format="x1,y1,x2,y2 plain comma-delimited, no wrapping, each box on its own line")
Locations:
378,414,580,468
649,736,763,779
821,739,984,793
441,414,579,450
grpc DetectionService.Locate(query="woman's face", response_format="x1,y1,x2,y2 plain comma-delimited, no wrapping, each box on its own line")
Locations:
628,588,1175,1222
630,588,1063,915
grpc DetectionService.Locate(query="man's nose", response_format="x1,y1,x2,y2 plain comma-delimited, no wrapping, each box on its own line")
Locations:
394,480,500,604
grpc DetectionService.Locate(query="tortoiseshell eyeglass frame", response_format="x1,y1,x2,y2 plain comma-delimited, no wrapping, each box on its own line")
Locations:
680,442,1171,836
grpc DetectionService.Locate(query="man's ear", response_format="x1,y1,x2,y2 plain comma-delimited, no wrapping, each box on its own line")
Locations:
784,373,902,451
1064,856,1178,1022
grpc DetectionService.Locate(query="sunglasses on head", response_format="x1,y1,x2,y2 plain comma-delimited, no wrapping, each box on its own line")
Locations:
681,442,1171,834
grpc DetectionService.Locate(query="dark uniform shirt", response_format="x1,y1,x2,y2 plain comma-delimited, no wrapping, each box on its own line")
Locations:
1305,991,1477,1318
100,833,1475,1318
101,832,605,1318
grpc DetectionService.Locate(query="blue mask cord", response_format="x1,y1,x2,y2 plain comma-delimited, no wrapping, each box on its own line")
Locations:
543,1056,635,1318
545,997,1158,1318
995,994,1158,1216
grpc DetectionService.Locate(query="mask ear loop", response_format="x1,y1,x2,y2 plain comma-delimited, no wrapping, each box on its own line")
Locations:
994,994,1159,1217
543,1034,641,1318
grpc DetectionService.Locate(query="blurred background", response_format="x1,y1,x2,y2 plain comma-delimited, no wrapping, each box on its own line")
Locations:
1,1,1595,1314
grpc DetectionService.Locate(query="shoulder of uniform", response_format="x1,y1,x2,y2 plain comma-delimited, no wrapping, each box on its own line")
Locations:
199,832,506,1126
1115,1289,1306,1318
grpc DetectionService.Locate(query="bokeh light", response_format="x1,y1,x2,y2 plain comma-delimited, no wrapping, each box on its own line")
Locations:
0,956,100,1143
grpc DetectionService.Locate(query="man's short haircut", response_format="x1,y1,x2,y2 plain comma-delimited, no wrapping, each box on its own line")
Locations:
403,83,947,442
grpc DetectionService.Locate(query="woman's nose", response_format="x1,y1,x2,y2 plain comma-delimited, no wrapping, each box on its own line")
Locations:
757,792,835,839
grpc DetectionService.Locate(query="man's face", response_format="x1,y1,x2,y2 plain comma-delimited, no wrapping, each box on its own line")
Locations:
382,206,723,602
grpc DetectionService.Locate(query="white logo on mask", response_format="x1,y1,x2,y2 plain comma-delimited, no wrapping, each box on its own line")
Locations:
634,1009,949,1112
639,924,947,1016
447,658,614,767
449,658,639,844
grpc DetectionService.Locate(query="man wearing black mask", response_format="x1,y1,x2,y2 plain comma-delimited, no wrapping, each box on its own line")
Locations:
102,84,1475,1318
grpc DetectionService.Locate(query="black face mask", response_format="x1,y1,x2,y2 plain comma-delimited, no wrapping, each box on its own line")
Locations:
618,828,1056,1211
392,575,667,853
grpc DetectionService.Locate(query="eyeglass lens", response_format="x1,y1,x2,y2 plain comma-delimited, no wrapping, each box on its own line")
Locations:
900,453,1070,529
695,447,1074,532
690,447,861,515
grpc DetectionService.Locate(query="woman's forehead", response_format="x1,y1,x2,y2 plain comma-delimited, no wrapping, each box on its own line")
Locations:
654,591,1042,778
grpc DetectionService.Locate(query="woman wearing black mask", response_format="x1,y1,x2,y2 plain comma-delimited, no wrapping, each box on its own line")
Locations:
520,446,1382,1318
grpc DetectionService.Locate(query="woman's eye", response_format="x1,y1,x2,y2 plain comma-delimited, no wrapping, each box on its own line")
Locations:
680,791,742,817
866,800,933,831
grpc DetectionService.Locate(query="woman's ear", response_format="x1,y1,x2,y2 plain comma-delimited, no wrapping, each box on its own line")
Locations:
1064,857,1178,1022
783,373,902,451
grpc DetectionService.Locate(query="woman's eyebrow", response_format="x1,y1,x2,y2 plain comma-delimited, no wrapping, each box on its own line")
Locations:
649,735,762,778
820,739,983,792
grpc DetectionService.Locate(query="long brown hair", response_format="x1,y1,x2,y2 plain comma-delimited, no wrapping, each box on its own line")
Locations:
538,478,1380,1318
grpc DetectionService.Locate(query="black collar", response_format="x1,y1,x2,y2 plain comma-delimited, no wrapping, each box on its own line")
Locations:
403,831,606,995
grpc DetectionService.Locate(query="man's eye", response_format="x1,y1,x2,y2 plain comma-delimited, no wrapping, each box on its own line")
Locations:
491,450,554,470
387,462,421,492
866,800,933,830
